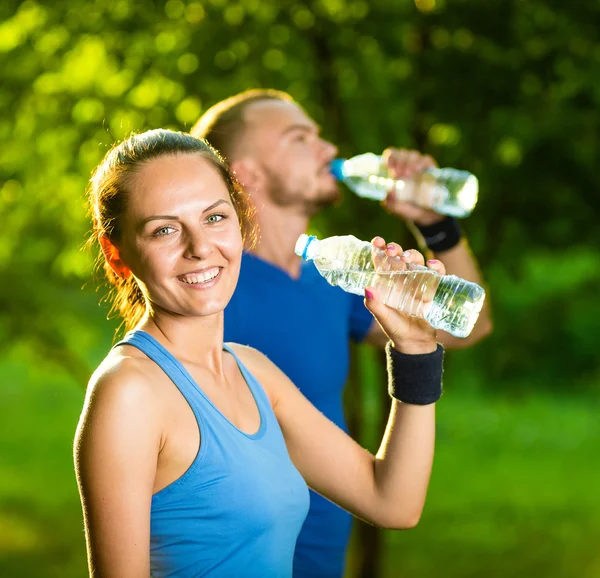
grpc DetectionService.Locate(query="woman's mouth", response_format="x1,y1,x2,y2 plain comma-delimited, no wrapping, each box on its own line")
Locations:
178,267,221,286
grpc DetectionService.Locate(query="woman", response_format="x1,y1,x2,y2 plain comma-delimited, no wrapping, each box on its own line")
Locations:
74,129,445,578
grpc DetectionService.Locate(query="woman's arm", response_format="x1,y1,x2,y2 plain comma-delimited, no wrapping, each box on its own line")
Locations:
238,243,444,530
240,346,437,529
74,359,162,577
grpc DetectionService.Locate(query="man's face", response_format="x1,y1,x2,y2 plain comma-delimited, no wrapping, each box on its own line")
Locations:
240,100,340,214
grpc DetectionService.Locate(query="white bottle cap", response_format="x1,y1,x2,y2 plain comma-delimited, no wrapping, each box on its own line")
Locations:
294,234,317,260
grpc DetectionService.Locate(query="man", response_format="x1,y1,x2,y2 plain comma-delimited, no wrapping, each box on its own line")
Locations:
191,89,492,578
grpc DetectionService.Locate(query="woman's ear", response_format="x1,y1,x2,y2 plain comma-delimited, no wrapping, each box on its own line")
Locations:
99,235,132,279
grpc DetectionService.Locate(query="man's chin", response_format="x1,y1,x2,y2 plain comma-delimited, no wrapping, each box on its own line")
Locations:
308,189,342,214
325,184,343,204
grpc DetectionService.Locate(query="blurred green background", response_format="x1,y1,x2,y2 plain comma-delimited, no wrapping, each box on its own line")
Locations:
1,0,599,576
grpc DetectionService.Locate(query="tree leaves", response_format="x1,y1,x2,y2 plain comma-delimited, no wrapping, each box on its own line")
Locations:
1,0,598,386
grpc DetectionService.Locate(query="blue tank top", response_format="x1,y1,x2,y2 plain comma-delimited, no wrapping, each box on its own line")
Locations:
116,330,310,578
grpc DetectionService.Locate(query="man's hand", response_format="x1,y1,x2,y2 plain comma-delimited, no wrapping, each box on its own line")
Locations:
381,147,445,227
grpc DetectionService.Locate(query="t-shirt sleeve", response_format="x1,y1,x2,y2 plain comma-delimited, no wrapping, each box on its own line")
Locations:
348,292,374,343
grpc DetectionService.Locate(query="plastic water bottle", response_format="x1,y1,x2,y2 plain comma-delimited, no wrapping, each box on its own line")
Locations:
295,233,485,338
330,153,478,218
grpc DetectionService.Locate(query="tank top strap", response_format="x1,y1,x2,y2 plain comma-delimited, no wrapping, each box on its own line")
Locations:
115,331,270,441
115,330,210,418
222,343,274,423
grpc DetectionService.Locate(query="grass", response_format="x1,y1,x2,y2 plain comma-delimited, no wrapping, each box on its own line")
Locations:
0,358,87,578
378,391,600,578
1,357,599,578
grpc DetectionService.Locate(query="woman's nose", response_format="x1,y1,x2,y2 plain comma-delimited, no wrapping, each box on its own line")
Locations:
183,229,214,260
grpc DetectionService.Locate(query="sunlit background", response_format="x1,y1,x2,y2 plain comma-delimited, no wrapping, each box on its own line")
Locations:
1,1,599,576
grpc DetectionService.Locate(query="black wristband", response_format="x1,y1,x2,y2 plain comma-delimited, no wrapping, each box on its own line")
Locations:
386,342,444,405
415,217,462,253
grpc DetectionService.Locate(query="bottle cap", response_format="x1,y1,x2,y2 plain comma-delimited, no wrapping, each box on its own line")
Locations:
294,234,317,260
329,159,346,181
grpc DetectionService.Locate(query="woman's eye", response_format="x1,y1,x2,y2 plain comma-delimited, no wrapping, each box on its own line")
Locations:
207,213,226,224
153,226,175,236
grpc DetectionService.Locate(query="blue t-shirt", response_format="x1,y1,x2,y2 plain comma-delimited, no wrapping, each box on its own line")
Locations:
117,330,310,578
224,253,374,578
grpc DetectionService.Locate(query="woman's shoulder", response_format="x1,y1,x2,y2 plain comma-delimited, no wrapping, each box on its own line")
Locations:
74,346,164,480
81,345,164,428
90,343,158,389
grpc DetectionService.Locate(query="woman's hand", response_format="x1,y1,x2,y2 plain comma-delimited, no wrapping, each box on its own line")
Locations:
364,237,445,354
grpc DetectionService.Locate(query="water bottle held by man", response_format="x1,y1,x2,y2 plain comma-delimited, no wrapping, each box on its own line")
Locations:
330,152,478,218
295,233,485,338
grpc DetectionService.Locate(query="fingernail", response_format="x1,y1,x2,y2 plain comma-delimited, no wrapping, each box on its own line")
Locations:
427,259,438,264
387,244,395,251
401,251,411,258
365,289,374,300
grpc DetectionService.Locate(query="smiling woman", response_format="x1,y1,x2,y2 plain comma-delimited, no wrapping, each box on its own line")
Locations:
74,128,446,578
87,129,257,332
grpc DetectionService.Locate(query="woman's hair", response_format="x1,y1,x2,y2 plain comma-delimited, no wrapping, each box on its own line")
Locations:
87,128,257,333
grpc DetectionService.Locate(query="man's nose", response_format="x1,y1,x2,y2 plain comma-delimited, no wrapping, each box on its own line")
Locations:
318,138,338,162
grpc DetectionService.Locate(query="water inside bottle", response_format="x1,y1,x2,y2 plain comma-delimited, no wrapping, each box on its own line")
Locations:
343,175,388,200
317,267,439,317
426,168,478,218
317,265,484,337
298,234,485,337
340,164,478,218
425,274,485,337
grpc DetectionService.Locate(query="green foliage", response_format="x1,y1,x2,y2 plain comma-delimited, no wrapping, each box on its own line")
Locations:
379,390,600,578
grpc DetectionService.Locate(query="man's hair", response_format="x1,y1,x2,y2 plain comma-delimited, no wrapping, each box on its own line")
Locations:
190,89,294,161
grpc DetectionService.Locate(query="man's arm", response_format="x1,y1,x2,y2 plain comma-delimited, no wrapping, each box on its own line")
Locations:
426,235,492,348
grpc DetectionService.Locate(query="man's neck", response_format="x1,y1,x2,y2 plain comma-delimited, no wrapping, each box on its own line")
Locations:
250,201,310,279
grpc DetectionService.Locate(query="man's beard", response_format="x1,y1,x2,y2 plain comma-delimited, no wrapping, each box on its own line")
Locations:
264,166,341,216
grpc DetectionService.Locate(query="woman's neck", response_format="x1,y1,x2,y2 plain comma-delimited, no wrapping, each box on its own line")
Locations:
138,311,227,375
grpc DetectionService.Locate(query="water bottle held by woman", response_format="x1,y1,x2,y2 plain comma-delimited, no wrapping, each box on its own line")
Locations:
295,233,485,338
330,152,478,218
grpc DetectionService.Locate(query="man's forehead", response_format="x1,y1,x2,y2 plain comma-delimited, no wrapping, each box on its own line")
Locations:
243,99,317,132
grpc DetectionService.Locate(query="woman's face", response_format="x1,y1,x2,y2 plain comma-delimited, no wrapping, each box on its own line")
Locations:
118,153,243,320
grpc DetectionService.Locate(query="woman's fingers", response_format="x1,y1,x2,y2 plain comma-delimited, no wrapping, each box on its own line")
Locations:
400,249,425,268
370,236,387,270
371,238,446,275
371,237,406,272
426,258,446,276
363,285,393,331
371,236,386,251
384,242,407,271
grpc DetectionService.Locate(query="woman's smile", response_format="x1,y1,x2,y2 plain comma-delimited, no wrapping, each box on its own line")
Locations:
177,266,223,289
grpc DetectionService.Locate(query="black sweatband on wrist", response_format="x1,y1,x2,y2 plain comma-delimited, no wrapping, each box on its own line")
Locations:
416,217,462,253
386,342,444,405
